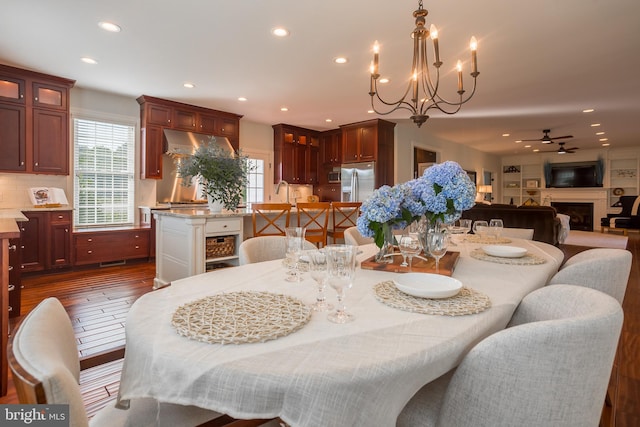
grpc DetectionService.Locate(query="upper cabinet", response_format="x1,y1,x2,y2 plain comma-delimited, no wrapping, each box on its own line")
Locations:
340,119,396,188
320,129,342,167
137,95,243,179
273,124,320,185
0,64,74,175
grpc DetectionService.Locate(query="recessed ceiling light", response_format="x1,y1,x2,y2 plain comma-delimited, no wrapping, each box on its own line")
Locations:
515,140,522,143
379,78,390,84
599,138,608,142
502,133,510,137
533,149,540,152
238,97,247,102
602,143,610,146
272,27,289,37
280,107,289,112
596,131,605,135
582,108,595,113
334,57,348,64
98,21,121,33
524,145,531,148
590,123,601,127
81,57,98,64
325,119,333,123
367,110,375,114
183,83,195,88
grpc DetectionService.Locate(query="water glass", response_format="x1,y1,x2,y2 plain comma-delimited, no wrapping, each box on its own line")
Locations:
285,227,306,282
306,249,333,312
472,220,489,239
398,233,422,271
489,219,504,239
459,219,472,240
325,244,358,323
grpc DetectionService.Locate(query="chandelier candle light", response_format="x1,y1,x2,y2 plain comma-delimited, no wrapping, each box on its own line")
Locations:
369,0,479,127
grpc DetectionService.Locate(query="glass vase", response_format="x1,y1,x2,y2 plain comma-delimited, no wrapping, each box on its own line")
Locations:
374,225,395,264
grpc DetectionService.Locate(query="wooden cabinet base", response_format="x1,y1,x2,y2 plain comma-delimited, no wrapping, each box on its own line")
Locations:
74,228,151,266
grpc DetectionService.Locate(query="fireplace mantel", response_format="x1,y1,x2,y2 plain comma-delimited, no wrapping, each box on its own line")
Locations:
540,188,607,231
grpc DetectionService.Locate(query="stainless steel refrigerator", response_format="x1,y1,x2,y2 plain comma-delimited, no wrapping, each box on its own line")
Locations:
341,162,376,202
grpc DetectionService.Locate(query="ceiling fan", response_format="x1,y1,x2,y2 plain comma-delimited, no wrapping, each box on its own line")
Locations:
541,142,579,154
522,129,574,144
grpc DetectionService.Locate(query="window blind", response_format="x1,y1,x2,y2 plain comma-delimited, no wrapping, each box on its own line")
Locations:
73,118,135,226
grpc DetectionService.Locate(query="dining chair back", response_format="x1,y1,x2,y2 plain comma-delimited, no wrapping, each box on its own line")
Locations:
8,297,223,427
343,226,374,246
500,227,534,240
327,202,362,243
398,284,623,427
549,248,632,304
251,203,292,237
239,235,316,265
295,202,331,247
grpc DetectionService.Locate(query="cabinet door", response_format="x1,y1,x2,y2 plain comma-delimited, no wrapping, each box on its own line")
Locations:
141,125,164,179
342,127,359,163
20,212,46,272
32,108,68,174
146,103,172,126
173,108,198,131
307,140,320,184
32,82,68,111
0,76,25,104
0,103,26,171
8,237,21,318
217,117,239,141
50,222,71,268
358,125,377,161
198,113,217,134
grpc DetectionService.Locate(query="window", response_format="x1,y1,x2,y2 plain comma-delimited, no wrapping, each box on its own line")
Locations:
245,157,265,205
73,118,135,227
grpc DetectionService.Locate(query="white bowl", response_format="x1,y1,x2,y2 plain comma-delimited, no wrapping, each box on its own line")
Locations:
393,273,462,299
482,245,527,258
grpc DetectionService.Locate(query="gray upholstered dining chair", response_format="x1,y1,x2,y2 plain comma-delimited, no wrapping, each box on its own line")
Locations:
548,248,632,304
8,297,225,427
397,284,623,427
343,226,374,246
239,235,316,265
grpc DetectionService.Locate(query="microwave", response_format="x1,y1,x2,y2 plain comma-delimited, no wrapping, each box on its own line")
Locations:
328,171,341,183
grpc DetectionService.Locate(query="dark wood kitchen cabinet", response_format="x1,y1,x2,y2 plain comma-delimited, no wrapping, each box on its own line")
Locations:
273,123,320,184
0,64,74,175
73,228,151,265
320,129,342,166
20,210,72,273
340,119,396,187
138,95,243,179
8,237,21,318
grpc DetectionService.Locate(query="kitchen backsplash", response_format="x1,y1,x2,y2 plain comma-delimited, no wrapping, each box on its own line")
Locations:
0,173,71,209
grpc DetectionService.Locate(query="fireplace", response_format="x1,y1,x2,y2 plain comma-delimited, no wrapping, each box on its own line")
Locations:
552,202,594,231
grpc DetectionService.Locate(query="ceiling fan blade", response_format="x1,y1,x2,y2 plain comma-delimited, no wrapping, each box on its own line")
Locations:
550,134,574,140
521,138,545,142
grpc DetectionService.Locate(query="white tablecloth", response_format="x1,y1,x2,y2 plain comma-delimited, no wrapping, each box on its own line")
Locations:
118,240,563,427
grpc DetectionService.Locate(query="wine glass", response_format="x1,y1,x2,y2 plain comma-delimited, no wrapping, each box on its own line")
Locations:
306,249,333,312
426,229,448,274
472,220,489,239
285,227,306,282
325,244,358,323
399,233,422,271
489,219,504,239
459,219,472,241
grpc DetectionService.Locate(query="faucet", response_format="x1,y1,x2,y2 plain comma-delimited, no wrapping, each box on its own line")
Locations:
276,180,290,203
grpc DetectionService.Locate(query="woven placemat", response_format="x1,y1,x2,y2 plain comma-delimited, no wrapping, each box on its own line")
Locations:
172,291,311,344
373,281,491,316
465,235,512,244
470,248,546,265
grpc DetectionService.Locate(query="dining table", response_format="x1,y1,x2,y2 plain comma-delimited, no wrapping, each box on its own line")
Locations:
117,237,564,427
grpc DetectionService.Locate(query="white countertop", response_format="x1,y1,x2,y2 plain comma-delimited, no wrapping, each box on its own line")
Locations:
0,209,29,221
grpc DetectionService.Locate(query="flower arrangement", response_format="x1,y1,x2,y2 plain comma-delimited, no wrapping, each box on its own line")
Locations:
174,138,253,211
357,161,476,249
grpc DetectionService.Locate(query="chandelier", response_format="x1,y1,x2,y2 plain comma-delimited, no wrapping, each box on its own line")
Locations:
368,0,479,127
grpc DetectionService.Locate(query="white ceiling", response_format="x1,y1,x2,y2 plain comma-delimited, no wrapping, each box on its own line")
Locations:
2,0,640,155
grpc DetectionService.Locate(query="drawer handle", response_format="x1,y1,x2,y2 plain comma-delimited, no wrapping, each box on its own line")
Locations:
8,306,12,312
223,225,228,228
87,250,92,254
8,284,15,292
8,266,12,271
8,244,16,251
135,245,140,249
58,215,64,219
135,235,139,238
87,238,92,242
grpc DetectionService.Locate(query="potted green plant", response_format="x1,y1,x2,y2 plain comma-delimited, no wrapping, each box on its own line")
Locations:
174,138,252,212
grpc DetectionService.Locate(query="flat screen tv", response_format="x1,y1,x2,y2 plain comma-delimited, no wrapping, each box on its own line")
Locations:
548,162,601,188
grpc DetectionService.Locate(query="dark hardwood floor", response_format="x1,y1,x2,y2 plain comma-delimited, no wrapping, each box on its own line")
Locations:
1,237,639,425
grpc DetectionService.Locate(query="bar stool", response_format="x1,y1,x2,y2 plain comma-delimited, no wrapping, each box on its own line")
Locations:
251,203,292,236
295,202,331,247
327,202,362,244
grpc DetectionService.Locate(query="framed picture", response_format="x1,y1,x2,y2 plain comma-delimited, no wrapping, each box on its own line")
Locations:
525,179,539,188
465,170,477,185
418,162,435,177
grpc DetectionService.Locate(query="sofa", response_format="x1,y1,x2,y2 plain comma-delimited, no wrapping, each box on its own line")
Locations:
461,203,562,245
601,195,640,234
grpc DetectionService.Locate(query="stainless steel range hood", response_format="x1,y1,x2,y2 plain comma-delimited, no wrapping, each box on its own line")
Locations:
157,129,234,204
163,128,234,155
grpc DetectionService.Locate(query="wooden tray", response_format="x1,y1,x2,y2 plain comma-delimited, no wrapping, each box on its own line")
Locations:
360,251,460,276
